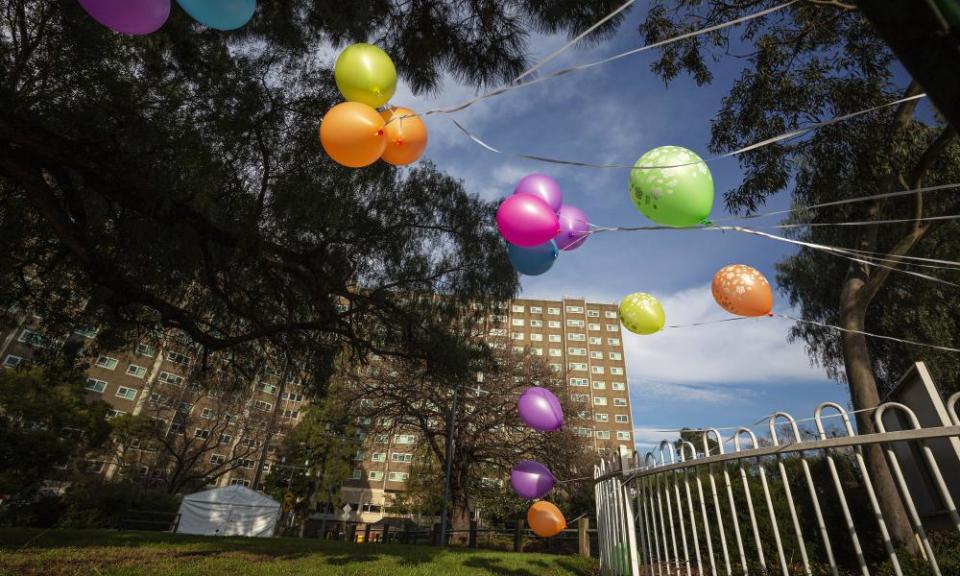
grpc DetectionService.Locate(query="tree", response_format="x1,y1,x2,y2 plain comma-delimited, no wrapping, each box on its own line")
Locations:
0,0,626,395
343,344,594,535
636,0,960,549
0,345,111,498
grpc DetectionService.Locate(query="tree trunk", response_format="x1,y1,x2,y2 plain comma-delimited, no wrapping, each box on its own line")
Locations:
451,495,472,546
839,277,918,552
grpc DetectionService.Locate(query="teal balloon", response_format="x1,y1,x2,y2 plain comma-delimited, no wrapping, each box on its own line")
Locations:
508,241,559,276
176,0,256,30
629,146,714,227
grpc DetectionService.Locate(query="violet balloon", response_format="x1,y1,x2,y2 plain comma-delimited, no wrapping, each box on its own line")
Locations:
517,387,564,432
511,460,557,500
514,174,563,213
496,195,560,247
555,205,590,251
77,0,171,35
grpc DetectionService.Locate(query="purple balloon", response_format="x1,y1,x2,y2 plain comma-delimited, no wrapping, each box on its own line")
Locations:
514,174,563,213
496,195,560,247
555,205,590,251
518,387,564,432
511,460,557,500
77,0,171,35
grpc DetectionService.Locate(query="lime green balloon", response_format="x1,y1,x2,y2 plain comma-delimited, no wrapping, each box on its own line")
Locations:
334,43,397,108
629,146,714,227
619,292,665,336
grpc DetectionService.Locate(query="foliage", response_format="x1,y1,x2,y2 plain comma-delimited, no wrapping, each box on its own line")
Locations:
0,528,598,576
57,480,179,529
0,345,111,499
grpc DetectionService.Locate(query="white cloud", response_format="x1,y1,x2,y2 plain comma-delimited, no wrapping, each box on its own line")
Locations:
623,284,829,385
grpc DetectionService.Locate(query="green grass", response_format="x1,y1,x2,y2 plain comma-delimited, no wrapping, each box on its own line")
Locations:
0,529,597,576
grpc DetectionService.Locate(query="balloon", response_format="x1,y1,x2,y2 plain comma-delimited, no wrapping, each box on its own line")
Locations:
380,107,428,166
527,501,566,538
496,195,560,247
629,146,714,227
511,460,556,500
517,387,564,432
334,44,397,108
619,292,665,335
176,0,255,30
77,0,170,35
508,241,558,276
712,264,774,317
555,205,590,251
319,102,387,168
514,174,563,213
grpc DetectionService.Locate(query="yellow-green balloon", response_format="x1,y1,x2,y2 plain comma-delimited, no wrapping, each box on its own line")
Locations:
619,292,665,335
334,43,397,108
629,146,714,227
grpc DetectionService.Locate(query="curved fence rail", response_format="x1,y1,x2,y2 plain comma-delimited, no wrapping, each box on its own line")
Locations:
594,394,960,576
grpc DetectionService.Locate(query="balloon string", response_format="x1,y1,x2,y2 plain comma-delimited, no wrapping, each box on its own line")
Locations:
448,93,926,170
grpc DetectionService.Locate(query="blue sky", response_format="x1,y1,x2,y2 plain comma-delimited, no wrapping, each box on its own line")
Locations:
381,5,855,451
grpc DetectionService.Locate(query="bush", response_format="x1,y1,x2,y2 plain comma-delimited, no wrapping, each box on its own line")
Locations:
59,481,180,529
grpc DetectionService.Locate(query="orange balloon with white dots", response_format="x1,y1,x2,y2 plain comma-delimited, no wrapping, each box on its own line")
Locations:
711,264,774,317
379,106,428,166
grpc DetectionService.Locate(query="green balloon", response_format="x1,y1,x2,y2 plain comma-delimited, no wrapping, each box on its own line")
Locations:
334,43,397,108
619,292,665,336
629,146,714,227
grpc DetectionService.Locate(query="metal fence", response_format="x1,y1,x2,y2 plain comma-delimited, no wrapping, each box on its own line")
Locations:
594,393,960,576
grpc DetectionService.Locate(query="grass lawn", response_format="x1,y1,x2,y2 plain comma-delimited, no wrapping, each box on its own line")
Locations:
0,529,598,576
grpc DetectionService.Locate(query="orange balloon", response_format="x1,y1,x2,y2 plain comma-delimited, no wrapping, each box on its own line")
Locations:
711,264,774,317
380,106,428,165
527,501,566,538
319,102,386,168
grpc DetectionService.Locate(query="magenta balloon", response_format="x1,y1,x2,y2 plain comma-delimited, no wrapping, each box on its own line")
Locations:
517,387,564,432
77,0,171,35
555,205,590,251
496,195,560,247
511,460,557,500
514,174,563,213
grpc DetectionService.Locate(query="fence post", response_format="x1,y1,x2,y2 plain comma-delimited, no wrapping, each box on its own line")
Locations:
578,517,590,557
348,523,357,543
514,519,524,552
363,523,371,544
432,522,441,546
382,524,390,544
402,524,410,544
469,520,478,548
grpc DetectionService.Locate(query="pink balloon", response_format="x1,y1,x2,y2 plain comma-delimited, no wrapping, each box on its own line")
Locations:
514,174,563,213
77,0,171,35
496,195,560,247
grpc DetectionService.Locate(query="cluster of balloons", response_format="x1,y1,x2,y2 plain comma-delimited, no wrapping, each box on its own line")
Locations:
629,146,715,228
497,174,590,276
617,264,773,337
513,387,568,538
77,0,256,35
320,44,428,168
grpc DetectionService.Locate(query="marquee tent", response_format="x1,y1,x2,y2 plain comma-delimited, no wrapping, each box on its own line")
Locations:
175,485,280,537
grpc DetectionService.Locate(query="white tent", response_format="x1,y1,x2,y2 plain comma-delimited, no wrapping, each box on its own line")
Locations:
175,485,281,538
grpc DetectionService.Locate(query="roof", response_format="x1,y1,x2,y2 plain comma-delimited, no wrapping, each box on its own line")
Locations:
181,485,281,509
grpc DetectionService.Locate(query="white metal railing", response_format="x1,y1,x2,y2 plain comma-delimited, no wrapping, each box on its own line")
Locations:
594,393,960,576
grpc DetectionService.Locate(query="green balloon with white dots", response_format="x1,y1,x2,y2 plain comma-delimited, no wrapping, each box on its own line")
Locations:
629,146,714,227
619,292,665,336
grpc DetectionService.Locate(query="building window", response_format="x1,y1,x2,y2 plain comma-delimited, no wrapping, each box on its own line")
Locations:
158,371,184,386
371,452,387,463
608,338,621,346
511,305,525,313
511,318,525,326
567,333,586,341
575,427,593,437
195,429,211,439
549,364,561,372
566,305,584,314
281,410,299,419
126,364,148,378
590,351,603,360
530,306,542,314
198,408,215,420
592,366,606,375
394,434,416,445
567,347,586,356
605,311,618,319
18,329,49,347
105,409,127,420
616,415,630,423
611,367,624,375
571,394,590,402
391,452,413,463
115,386,137,401
606,324,619,332
593,381,606,390
136,343,156,357
594,397,608,406
74,326,99,339
530,319,543,328
374,434,389,444
588,323,601,331
530,333,543,341
210,454,226,465
85,460,106,474
218,433,232,444
350,469,362,480
589,337,602,345
614,398,628,407
257,383,278,395
281,392,304,402
85,378,107,393
531,348,543,356
253,400,272,412
548,349,562,357
609,352,623,360
354,450,366,461
388,471,409,482
612,382,626,391
595,413,608,422
230,478,251,487
567,319,584,328
3,355,23,368
547,307,560,315
511,333,524,340
569,378,589,387
596,431,611,440
368,471,384,481
617,431,632,440
488,328,506,336
166,351,192,366
95,356,118,370
512,346,524,354
568,362,587,372
548,334,562,342
176,402,193,414
587,309,600,318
